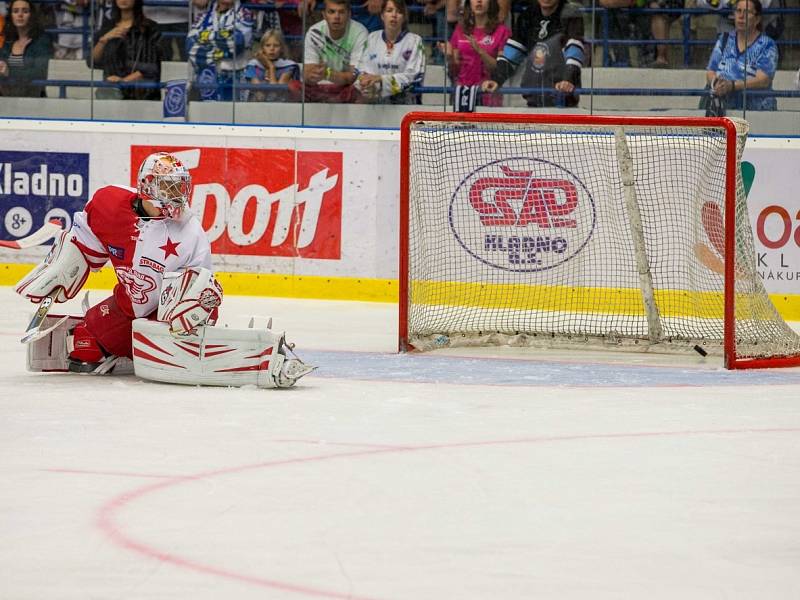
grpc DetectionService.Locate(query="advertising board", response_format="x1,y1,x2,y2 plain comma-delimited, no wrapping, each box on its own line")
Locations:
0,120,795,316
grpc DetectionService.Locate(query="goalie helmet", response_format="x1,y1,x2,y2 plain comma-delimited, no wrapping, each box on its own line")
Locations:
137,152,191,219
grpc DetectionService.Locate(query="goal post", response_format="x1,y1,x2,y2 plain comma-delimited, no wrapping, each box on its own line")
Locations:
399,112,800,370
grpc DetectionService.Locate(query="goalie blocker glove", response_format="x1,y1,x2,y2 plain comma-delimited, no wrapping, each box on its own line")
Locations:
158,267,223,336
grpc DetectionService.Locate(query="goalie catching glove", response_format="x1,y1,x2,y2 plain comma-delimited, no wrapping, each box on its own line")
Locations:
158,268,223,335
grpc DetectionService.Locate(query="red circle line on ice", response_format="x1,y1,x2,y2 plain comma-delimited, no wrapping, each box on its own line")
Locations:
93,428,799,599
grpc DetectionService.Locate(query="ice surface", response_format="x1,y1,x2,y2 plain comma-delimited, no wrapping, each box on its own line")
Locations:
1,287,799,600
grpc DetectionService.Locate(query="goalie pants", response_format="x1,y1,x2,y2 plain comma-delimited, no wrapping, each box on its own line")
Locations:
83,295,152,359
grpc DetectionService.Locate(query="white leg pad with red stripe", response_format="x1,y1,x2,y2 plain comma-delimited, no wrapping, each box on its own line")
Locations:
26,314,82,372
26,314,133,375
132,319,313,389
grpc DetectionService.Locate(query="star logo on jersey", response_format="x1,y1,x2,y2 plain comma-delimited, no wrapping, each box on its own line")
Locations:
159,237,181,259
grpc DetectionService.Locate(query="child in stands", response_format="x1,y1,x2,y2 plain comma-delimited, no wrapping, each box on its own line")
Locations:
442,0,510,106
244,28,298,101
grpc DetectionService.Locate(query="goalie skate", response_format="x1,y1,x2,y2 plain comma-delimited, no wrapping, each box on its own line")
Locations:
277,358,316,388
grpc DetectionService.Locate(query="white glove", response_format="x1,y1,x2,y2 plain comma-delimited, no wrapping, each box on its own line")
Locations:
15,231,90,303
158,268,223,335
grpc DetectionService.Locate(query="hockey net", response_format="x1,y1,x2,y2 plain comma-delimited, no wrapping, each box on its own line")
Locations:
399,113,800,369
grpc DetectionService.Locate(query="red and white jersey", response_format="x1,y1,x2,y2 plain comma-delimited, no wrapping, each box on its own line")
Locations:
70,185,212,319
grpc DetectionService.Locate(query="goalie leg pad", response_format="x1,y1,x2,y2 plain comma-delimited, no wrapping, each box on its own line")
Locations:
26,315,133,375
27,315,83,372
132,319,314,389
15,231,91,303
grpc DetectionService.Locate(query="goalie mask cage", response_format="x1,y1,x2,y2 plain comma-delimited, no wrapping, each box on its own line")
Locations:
399,112,800,370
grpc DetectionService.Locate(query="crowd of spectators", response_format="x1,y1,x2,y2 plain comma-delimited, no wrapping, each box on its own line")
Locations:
0,0,794,109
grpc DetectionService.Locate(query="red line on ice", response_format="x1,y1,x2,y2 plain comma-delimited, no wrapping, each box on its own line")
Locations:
95,428,800,599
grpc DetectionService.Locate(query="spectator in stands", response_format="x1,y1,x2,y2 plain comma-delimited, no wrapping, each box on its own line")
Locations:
244,28,298,101
0,0,51,97
89,0,163,100
442,0,509,71
187,0,253,101
355,0,425,103
481,0,585,107
695,0,781,41
289,0,367,102
648,0,682,67
705,0,778,110
442,0,510,106
446,0,510,30
52,0,88,60
297,0,383,32
144,0,190,61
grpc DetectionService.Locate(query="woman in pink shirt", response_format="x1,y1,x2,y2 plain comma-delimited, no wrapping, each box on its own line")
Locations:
443,0,510,106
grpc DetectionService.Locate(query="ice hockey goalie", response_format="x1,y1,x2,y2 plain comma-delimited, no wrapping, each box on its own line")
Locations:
17,151,314,389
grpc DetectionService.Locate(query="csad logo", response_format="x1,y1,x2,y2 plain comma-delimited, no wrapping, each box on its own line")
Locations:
449,157,596,272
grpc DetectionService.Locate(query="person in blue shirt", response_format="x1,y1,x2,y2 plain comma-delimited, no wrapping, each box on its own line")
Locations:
705,0,778,111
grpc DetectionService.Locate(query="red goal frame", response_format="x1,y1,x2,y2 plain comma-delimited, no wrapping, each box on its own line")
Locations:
399,111,800,370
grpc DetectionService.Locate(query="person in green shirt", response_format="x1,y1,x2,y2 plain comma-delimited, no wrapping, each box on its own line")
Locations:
289,0,368,102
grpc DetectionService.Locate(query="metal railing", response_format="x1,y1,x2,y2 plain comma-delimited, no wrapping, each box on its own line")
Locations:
32,79,800,103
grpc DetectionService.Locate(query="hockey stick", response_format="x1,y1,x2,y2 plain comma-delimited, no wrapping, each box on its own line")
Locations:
21,291,69,344
0,219,63,250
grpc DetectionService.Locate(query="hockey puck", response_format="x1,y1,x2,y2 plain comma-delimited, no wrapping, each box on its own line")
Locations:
693,345,708,357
